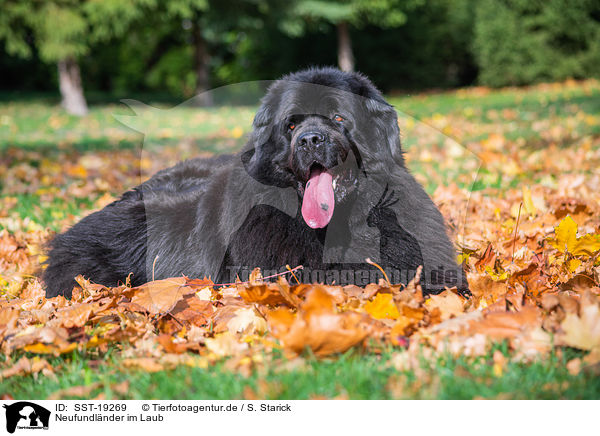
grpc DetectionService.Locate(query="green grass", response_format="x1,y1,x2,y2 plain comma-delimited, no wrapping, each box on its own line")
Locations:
2,79,598,153
0,99,256,152
392,80,600,150
2,347,597,400
391,81,600,121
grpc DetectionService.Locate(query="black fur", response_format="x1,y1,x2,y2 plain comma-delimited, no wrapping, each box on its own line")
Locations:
43,67,468,297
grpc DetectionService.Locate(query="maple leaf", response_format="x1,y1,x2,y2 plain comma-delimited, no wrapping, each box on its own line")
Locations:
281,311,371,357
426,291,466,321
239,283,294,307
548,215,600,257
268,287,370,356
227,307,268,334
364,293,400,320
170,294,213,325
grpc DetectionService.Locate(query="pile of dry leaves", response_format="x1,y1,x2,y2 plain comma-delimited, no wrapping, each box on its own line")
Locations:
1,175,599,379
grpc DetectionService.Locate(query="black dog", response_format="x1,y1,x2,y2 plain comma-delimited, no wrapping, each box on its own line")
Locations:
43,67,467,297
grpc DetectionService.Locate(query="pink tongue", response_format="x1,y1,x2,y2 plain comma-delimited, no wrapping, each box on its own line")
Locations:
302,169,335,228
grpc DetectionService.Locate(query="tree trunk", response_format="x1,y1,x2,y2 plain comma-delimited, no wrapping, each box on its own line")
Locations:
57,57,88,116
192,21,213,106
337,21,355,72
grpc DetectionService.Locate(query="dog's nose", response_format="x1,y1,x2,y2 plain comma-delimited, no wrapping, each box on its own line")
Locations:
298,131,326,148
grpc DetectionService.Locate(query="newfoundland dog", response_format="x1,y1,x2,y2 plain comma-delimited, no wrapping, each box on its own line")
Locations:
43,67,467,297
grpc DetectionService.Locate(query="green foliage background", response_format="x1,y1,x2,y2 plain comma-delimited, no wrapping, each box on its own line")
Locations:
0,0,599,95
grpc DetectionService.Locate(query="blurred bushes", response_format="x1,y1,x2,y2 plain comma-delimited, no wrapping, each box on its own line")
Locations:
473,0,600,87
1,0,599,95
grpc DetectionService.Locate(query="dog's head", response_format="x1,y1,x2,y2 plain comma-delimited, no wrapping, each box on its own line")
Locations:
242,67,402,228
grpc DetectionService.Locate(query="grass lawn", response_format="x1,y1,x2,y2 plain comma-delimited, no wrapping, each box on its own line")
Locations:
1,80,599,399
2,347,599,400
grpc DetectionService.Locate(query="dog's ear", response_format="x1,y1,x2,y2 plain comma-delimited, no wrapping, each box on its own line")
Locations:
249,102,272,147
241,143,270,185
242,103,292,188
241,141,292,188
253,100,272,128
365,98,404,166
243,102,274,183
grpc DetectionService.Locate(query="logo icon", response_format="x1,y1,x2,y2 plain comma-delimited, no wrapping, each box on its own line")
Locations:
2,402,50,433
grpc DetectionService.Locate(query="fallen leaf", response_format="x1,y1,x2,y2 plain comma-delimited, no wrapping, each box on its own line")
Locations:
558,298,600,351
469,306,542,339
205,332,248,357
566,358,581,375
227,307,268,334
364,293,400,320
269,287,370,356
56,303,93,328
48,382,103,400
426,291,465,321
130,277,194,315
122,358,164,372
548,215,600,256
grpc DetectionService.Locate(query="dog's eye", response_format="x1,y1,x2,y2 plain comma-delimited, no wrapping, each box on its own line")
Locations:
288,123,296,131
333,114,344,123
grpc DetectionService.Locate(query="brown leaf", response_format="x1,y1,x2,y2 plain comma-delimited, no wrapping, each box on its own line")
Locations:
211,303,245,333
302,286,337,317
239,283,291,306
280,311,370,356
475,244,497,271
56,303,93,328
266,307,296,336
1,357,31,379
268,287,370,356
170,294,213,325
0,307,19,328
566,358,581,375
469,306,542,339
122,358,164,372
426,291,466,321
390,316,418,338
111,380,130,395
157,334,188,354
48,382,103,400
130,277,194,315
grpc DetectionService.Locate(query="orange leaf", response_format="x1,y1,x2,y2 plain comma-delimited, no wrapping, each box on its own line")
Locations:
426,291,465,321
23,342,77,355
469,306,542,339
268,287,370,356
